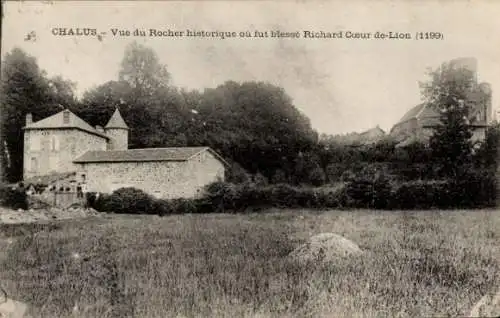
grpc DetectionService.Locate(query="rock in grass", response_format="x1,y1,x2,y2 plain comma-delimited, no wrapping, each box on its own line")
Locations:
0,297,28,318
289,233,363,263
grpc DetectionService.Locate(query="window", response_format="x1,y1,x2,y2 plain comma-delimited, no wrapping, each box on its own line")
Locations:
476,111,483,122
63,111,70,124
51,136,59,151
30,157,38,172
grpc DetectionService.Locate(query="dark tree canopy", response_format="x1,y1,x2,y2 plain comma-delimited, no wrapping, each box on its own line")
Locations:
0,48,77,182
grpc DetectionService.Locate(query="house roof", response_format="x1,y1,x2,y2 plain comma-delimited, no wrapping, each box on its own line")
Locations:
395,103,426,125
73,147,229,166
105,108,129,130
23,171,77,185
23,109,109,139
359,126,385,137
392,103,443,132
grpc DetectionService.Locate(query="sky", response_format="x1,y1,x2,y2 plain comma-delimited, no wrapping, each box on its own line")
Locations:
2,0,500,135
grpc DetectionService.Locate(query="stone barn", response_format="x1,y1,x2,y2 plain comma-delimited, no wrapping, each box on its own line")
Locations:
73,147,227,199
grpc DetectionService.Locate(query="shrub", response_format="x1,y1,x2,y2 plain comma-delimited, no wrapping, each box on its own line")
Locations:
204,181,348,211
226,162,252,184
105,187,155,214
85,167,497,215
453,168,496,208
325,163,346,183
392,180,448,209
152,199,172,216
0,184,28,210
345,167,394,209
308,167,327,186
168,198,200,214
390,168,496,209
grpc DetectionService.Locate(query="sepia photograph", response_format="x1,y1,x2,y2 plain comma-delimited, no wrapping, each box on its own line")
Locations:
0,0,499,317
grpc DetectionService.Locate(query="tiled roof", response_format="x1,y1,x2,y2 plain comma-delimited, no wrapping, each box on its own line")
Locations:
418,105,439,119
23,109,109,139
393,103,442,130
105,108,129,129
23,171,77,185
396,103,426,125
73,147,228,165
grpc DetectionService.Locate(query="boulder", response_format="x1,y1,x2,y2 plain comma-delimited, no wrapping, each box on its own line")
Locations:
0,298,28,318
289,233,363,263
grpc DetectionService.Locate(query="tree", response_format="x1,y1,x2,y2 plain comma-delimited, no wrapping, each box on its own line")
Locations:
118,41,170,98
79,80,132,126
81,45,320,183
474,121,500,169
0,48,76,182
80,40,185,149
420,61,476,179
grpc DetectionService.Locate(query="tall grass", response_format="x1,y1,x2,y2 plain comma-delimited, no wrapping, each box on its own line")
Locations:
0,209,499,317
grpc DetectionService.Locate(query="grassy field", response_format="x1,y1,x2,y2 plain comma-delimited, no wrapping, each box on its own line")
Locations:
0,208,499,317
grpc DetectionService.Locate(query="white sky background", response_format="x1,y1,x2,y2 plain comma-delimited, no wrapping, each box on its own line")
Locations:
2,1,500,135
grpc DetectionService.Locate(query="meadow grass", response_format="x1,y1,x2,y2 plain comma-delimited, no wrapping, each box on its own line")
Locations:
0,208,499,317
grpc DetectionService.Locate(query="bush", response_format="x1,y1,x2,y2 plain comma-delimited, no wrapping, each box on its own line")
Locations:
308,167,327,186
89,188,155,214
203,181,349,211
168,198,200,214
345,165,394,209
392,180,448,209
86,167,497,216
454,168,496,208
0,184,28,210
390,168,496,209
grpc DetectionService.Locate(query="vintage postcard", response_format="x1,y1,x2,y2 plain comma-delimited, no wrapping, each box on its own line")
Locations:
1,0,500,317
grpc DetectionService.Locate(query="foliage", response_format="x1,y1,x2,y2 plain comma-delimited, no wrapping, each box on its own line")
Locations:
0,183,28,210
119,41,171,97
474,121,500,169
420,61,477,179
98,187,155,214
0,48,78,182
87,165,496,215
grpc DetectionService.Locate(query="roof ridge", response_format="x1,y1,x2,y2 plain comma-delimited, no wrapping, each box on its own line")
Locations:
125,146,208,151
23,109,109,139
414,103,428,118
73,146,221,164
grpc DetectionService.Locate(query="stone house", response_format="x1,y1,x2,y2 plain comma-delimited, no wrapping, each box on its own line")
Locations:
23,108,227,199
389,57,493,147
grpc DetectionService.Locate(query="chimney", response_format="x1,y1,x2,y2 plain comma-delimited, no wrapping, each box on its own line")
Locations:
95,125,104,133
26,113,33,125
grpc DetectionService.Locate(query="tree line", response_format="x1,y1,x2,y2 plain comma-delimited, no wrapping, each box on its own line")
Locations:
1,42,498,190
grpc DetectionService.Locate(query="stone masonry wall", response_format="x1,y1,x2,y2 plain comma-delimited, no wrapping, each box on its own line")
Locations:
24,129,107,180
77,150,225,199
105,128,128,151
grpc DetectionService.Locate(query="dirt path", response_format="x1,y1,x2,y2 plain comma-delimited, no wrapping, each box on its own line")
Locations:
0,207,100,225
